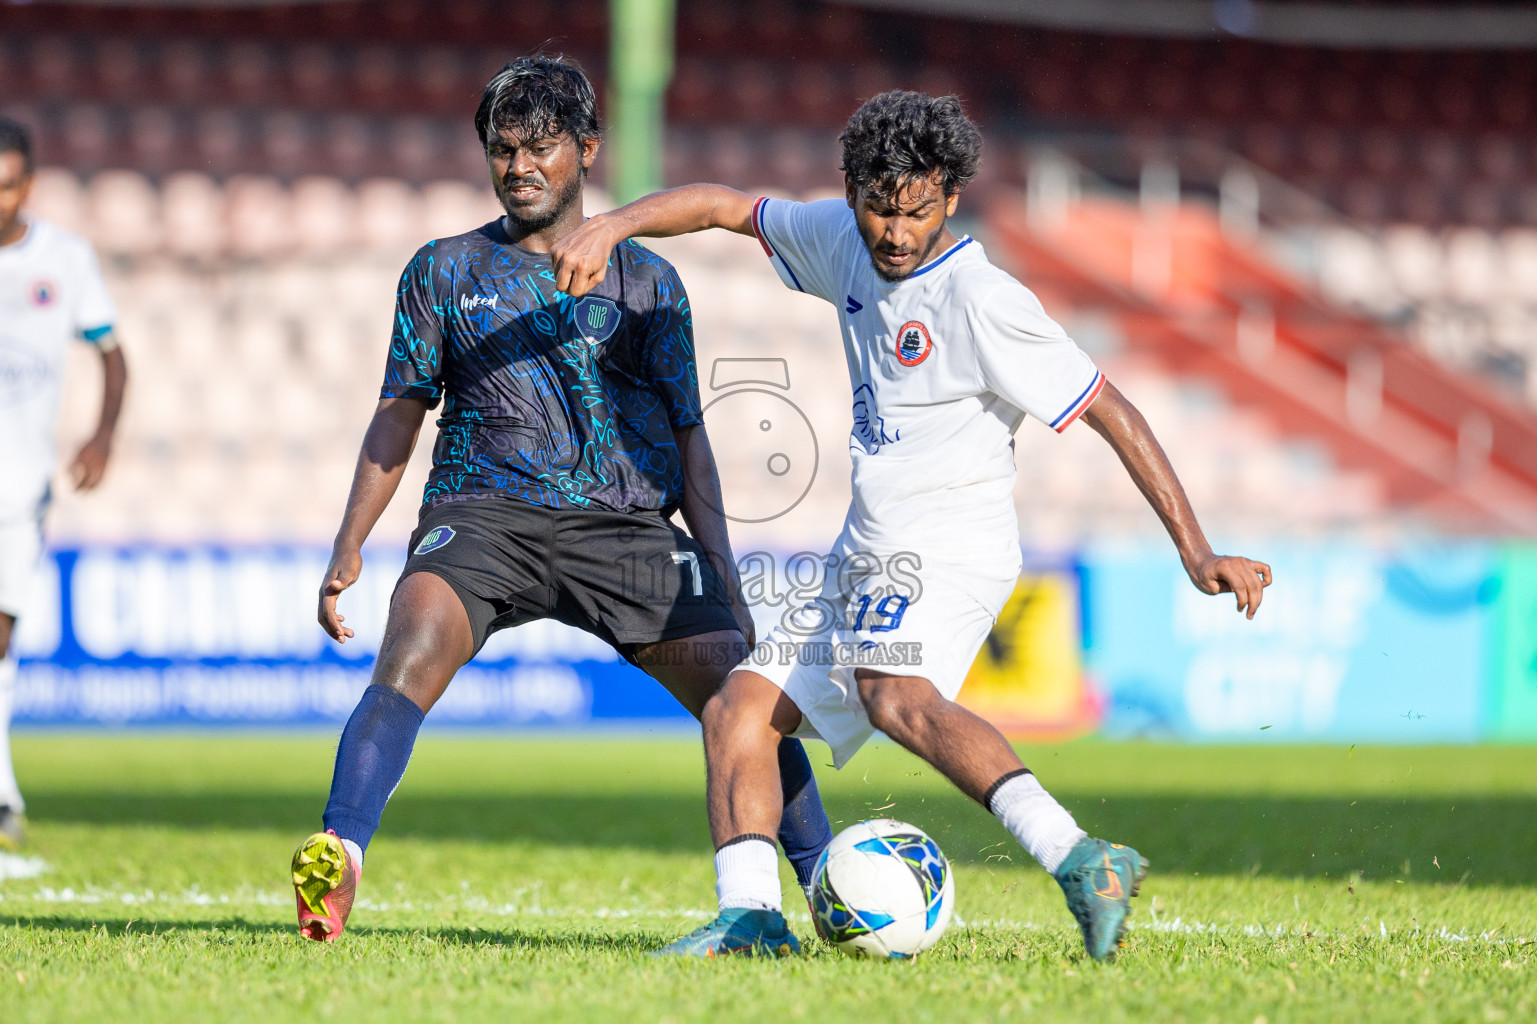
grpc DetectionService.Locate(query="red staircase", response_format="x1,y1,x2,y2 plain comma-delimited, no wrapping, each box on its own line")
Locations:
987,195,1537,534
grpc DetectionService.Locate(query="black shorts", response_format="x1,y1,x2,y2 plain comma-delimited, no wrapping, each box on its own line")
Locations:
401,497,740,663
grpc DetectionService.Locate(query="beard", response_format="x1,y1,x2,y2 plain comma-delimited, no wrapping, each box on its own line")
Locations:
864,221,949,282
497,169,583,235
868,253,906,283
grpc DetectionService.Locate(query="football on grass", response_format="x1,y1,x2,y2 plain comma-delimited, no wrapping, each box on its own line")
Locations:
810,818,955,958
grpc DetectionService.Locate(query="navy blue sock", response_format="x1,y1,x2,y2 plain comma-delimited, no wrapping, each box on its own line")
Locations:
776,737,833,888
322,684,425,853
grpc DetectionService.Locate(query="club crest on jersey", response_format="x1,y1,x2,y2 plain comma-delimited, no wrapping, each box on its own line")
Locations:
574,296,621,345
29,280,56,307
414,525,456,555
895,320,933,366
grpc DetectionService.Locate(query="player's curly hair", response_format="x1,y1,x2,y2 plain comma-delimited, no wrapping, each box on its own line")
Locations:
839,91,981,198
475,54,603,151
0,116,34,174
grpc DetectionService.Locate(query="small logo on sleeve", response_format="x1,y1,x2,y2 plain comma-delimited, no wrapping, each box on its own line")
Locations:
29,280,56,307
414,525,456,555
845,295,864,314
895,321,932,366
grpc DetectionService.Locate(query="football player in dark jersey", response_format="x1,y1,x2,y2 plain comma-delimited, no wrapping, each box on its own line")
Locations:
288,55,831,945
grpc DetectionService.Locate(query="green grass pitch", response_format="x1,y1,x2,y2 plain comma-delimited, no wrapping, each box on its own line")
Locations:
1,734,1533,1023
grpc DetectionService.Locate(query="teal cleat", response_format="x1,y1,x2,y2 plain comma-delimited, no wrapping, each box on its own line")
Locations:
653,907,803,958
1052,837,1149,961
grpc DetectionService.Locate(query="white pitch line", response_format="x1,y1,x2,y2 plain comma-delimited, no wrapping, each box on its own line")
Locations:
957,914,1514,945
0,886,1523,947
0,853,49,881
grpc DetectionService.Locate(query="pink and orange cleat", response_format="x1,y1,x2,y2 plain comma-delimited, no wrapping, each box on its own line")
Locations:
291,830,360,942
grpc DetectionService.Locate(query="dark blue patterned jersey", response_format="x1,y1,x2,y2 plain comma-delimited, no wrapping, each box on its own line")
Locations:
380,219,704,515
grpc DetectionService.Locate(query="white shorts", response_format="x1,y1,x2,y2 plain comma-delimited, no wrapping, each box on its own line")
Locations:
740,546,1016,769
0,515,44,620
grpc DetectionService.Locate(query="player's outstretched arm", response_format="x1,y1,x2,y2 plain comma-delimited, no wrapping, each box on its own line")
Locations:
552,185,757,298
319,397,430,642
673,422,754,649
1081,381,1273,618
69,337,127,491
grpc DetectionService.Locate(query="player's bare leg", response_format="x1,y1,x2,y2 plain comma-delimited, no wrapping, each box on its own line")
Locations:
853,671,1027,801
367,571,477,713
634,629,748,718
636,633,832,899
699,669,803,846
0,612,24,851
654,667,805,957
293,571,475,942
855,670,1148,961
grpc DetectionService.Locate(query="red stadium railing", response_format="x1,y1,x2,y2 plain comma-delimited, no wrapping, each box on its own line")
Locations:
989,193,1537,534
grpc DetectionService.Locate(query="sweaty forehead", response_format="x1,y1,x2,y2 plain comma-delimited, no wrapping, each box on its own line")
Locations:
487,124,571,150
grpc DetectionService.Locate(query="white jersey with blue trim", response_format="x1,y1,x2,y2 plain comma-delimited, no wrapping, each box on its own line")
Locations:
752,196,1103,571
0,217,117,520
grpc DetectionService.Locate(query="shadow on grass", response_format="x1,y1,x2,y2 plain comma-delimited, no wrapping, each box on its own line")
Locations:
0,914,662,953
23,785,1537,886
1,915,295,938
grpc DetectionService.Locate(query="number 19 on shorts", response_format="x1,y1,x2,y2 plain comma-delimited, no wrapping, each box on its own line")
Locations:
851,593,909,633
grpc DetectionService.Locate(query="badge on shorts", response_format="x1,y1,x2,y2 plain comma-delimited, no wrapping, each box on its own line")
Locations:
574,296,621,345
895,320,932,366
414,525,455,555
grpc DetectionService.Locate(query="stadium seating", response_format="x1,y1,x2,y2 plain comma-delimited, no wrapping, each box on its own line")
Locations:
27,165,1397,547
10,0,1532,542
1317,224,1537,404
8,0,1537,230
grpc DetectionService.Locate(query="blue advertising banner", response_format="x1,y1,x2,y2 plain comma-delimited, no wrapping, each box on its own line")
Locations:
1082,543,1500,742
12,547,695,728
12,542,1515,739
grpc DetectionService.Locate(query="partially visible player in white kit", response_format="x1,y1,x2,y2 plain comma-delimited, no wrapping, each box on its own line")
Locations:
553,92,1272,960
0,118,129,850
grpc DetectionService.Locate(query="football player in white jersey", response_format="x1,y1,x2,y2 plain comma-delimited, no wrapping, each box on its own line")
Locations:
0,118,128,850
553,92,1271,960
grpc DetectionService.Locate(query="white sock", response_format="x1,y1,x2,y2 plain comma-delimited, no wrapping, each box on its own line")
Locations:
989,771,1085,874
0,656,21,813
340,837,364,873
714,837,781,913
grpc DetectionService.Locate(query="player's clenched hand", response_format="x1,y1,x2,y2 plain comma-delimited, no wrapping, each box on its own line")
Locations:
1189,554,1272,619
551,214,620,298
69,436,111,490
319,546,363,642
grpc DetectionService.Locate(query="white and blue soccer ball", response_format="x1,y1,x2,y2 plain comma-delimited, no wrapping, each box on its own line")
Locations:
810,818,955,959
